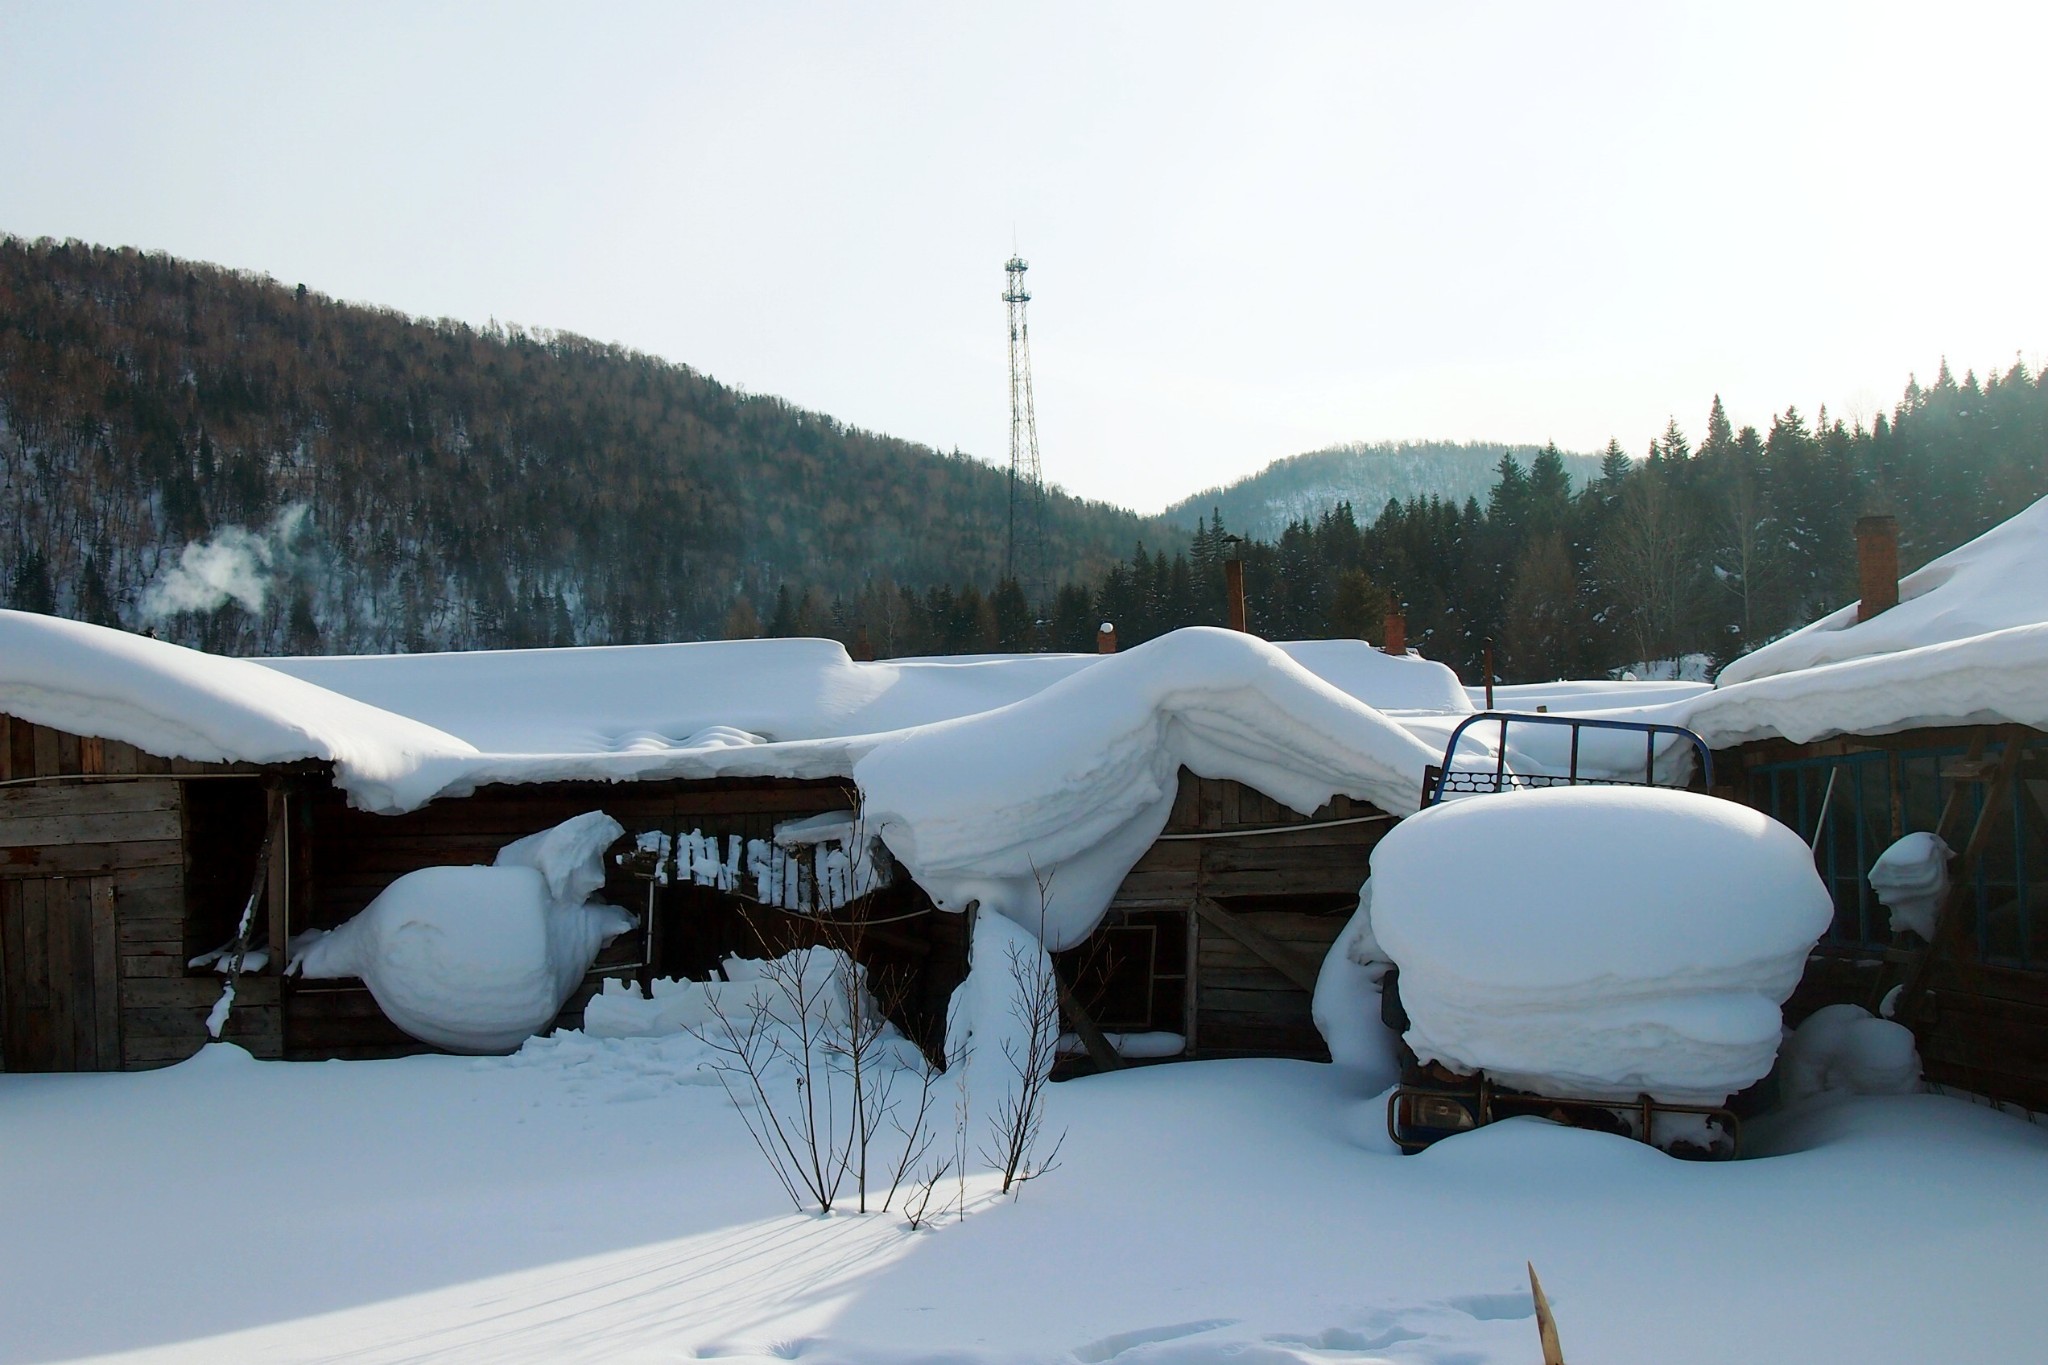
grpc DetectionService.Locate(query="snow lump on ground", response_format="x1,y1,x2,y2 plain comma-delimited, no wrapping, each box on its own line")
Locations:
288,812,636,1052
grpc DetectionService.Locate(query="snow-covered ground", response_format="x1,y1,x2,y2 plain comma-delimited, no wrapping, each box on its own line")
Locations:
4,1043,2046,1365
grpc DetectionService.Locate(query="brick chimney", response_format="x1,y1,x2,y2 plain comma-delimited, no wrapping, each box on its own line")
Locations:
1220,533,1249,634
1382,608,1407,657
1855,515,1900,622
851,626,875,662
1097,621,1118,654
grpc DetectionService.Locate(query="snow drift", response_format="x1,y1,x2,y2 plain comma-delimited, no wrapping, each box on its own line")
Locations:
1778,1004,1923,1104
1371,786,1834,1104
1310,882,1400,1087
289,812,635,1052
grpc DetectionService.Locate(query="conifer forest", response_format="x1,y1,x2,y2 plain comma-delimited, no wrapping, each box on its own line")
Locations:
3,235,2044,684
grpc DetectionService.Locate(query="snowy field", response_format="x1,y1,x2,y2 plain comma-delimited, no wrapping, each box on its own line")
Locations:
5,1043,2047,1365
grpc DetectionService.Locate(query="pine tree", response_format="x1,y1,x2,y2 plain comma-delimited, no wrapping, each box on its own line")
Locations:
9,549,56,615
767,585,798,638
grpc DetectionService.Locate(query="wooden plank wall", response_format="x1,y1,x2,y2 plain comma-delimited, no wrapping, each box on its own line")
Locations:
1091,770,1389,1061
1,714,280,1070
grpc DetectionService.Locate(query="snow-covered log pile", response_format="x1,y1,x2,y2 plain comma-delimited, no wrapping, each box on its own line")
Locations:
289,812,636,1052
1371,787,1835,1105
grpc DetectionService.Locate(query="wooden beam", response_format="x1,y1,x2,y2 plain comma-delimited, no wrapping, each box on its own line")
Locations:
1191,897,1322,994
1893,730,2028,1031
265,788,289,972
91,876,120,1068
1053,961,1125,1071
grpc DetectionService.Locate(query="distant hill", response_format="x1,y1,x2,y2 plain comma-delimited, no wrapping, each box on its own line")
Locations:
1163,441,1603,539
0,236,1172,655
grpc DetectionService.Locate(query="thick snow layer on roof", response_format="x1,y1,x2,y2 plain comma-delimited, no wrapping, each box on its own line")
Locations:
4,614,1460,822
1479,679,1714,713
1673,621,2048,748
1720,494,2048,686
1372,786,1832,1104
261,638,1099,753
857,628,1445,950
4,615,1451,947
0,610,474,808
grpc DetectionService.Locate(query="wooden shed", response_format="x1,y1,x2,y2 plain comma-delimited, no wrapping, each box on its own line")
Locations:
1717,722,2048,1111
1,714,297,1069
0,709,962,1070
4,704,1388,1074
1057,771,1391,1064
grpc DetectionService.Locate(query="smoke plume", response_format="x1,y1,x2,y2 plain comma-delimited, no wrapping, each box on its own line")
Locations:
141,504,311,620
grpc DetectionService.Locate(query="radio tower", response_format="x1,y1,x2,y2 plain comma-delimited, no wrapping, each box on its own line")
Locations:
1003,254,1047,602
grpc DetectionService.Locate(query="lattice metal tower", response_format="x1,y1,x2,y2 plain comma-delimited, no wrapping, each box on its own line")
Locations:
1003,254,1047,601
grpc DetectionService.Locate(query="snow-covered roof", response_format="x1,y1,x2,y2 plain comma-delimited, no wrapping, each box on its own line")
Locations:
0,611,476,801
1718,495,2048,687
1676,493,2048,748
0,613,1465,947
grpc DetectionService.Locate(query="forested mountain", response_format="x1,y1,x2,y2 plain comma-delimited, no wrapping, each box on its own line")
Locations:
1162,441,1604,540
1071,376,2048,684
5,236,2041,684
0,236,1169,654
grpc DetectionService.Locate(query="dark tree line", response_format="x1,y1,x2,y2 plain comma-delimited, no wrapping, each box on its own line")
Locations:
756,367,2046,683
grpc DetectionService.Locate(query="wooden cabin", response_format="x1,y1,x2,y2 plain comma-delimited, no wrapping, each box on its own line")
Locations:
1059,772,1390,1064
0,710,959,1070
3,704,1389,1074
1716,722,2048,1112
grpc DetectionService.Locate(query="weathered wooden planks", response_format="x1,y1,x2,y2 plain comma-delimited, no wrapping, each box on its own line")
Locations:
0,874,121,1070
1067,768,1385,1064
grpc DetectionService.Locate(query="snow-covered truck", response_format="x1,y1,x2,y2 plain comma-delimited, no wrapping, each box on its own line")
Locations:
1371,713,1836,1157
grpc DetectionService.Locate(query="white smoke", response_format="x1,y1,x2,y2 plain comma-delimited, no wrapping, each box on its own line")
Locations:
141,504,311,619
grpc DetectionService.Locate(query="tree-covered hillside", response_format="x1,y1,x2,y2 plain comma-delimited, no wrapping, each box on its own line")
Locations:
0,236,1169,654
1162,441,1604,540
1070,377,2048,683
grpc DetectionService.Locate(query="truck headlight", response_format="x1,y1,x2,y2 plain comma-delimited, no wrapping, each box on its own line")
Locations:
1405,1093,1478,1131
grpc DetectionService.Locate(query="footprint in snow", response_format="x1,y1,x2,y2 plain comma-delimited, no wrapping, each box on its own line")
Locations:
1071,1318,1241,1362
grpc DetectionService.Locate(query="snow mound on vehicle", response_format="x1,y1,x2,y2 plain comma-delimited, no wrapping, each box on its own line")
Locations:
1372,786,1833,1104
290,812,635,1052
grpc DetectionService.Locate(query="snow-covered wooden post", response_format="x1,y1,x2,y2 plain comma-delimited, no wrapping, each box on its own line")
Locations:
1856,515,1900,622
1096,621,1117,653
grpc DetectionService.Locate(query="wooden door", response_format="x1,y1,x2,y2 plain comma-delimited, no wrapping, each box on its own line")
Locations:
1,875,120,1071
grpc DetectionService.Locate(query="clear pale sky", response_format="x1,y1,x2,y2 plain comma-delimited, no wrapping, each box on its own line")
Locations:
3,2,2042,512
